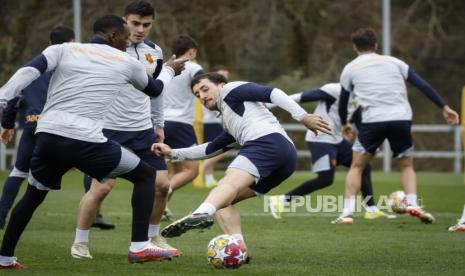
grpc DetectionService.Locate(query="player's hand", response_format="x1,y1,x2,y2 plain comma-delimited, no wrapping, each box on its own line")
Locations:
442,105,459,125
151,143,172,158
165,55,187,76
341,123,354,141
301,114,332,136
0,128,14,144
154,127,165,143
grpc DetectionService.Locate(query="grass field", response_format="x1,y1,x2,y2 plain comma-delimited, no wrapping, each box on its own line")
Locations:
0,170,464,275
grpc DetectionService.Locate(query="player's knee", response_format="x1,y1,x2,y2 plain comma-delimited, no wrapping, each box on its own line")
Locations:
185,163,199,181
155,179,170,196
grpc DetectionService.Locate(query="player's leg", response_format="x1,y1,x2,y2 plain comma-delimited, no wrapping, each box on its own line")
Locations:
269,142,337,219
0,127,36,229
0,133,73,268
202,123,227,188
162,133,297,238
388,121,434,223
203,153,227,188
333,123,386,224
169,161,199,190
71,178,115,259
163,121,199,192
76,141,172,263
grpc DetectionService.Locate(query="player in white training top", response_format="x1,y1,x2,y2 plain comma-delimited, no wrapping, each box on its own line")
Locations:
162,35,204,200
152,73,331,250
0,15,186,269
333,28,459,225
71,1,181,261
267,83,394,220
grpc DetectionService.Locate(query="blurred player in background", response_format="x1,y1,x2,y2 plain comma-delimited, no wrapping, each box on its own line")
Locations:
0,26,75,230
0,15,185,269
201,65,230,188
335,27,459,224
153,73,331,249
72,1,181,260
267,83,394,221
163,35,204,198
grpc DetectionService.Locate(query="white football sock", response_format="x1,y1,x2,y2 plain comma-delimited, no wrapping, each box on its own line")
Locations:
74,228,89,244
205,174,215,183
0,255,16,265
193,202,216,215
342,197,356,216
231,233,244,241
278,195,288,204
148,224,160,238
365,205,379,213
130,240,151,252
406,193,417,206
459,204,465,224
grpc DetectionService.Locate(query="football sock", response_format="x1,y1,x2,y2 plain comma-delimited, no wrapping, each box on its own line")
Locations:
0,176,25,220
193,202,216,215
278,195,288,205
130,240,151,252
285,170,334,200
148,224,160,238
365,205,379,213
74,229,89,244
406,193,417,206
342,197,356,217
0,185,48,257
205,174,215,183
120,162,155,242
360,165,375,207
0,255,15,265
459,204,465,224
232,233,244,241
83,175,92,193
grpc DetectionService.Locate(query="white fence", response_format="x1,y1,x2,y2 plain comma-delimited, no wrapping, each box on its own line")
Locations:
282,124,462,173
0,124,461,173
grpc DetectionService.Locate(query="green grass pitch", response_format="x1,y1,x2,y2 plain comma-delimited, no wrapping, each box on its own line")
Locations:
0,170,463,275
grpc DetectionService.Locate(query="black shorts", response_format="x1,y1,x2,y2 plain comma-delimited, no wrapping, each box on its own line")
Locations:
354,120,413,158
29,133,140,190
164,121,198,149
103,128,166,170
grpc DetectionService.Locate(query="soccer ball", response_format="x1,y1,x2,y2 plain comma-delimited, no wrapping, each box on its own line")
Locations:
388,191,407,214
207,234,248,269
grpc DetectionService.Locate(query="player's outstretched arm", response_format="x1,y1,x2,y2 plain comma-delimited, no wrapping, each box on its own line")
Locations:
153,132,237,162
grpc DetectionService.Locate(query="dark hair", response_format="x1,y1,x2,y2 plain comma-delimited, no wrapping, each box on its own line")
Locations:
171,35,198,57
124,0,155,17
351,27,377,51
93,15,126,35
191,72,228,90
50,26,75,45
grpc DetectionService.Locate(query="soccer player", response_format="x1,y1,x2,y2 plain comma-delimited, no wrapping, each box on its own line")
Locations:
0,26,75,230
0,15,185,269
202,65,230,188
163,35,204,195
72,1,181,260
152,73,332,242
334,27,459,224
448,205,465,232
267,83,394,221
